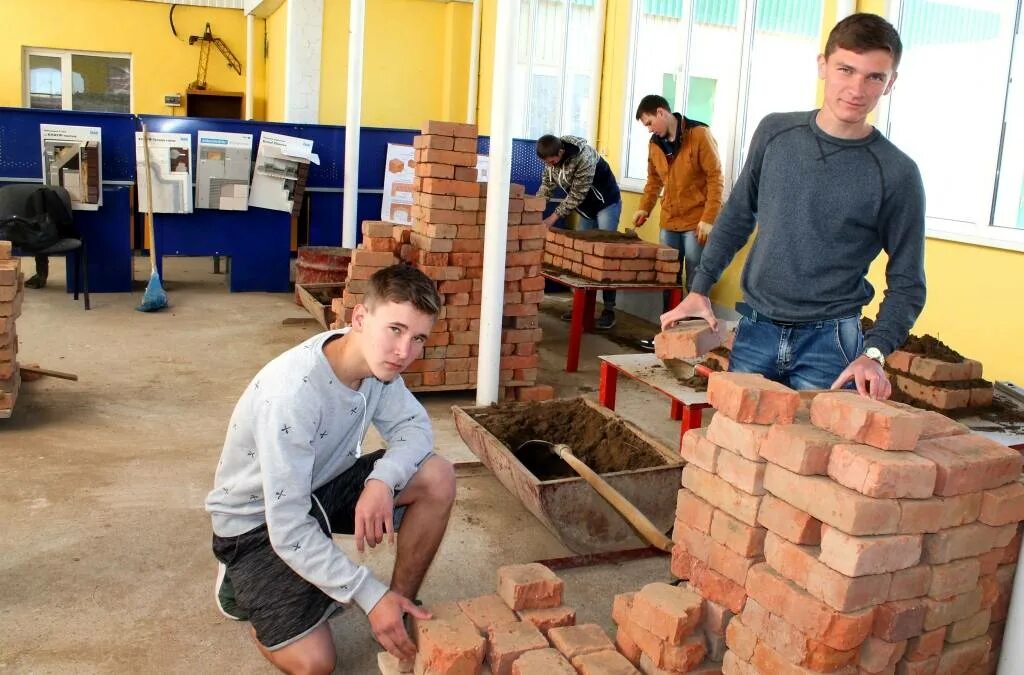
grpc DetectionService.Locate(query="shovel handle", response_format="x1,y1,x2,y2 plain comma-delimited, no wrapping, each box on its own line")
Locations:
552,444,674,552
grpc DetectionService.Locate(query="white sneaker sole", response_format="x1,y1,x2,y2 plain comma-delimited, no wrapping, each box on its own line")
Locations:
214,562,244,621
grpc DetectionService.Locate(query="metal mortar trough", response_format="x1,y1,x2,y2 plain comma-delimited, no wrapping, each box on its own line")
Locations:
452,397,682,554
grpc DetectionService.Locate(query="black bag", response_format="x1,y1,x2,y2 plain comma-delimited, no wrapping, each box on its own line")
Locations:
0,186,76,252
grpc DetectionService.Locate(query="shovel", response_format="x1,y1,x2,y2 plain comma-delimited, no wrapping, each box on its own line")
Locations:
516,440,674,552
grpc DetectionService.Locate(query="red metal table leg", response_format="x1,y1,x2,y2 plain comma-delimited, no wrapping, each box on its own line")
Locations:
583,290,597,332
566,288,587,372
681,403,708,432
668,287,683,308
670,399,683,420
599,361,619,410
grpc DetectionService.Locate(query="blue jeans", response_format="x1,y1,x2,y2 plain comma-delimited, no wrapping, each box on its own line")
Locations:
579,200,623,310
659,229,703,310
728,308,864,390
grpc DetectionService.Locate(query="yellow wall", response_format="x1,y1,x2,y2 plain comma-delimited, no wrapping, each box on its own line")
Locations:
0,0,255,114
265,0,288,122
317,0,471,128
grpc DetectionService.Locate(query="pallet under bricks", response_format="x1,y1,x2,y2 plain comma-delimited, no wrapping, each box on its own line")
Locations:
543,230,682,284
330,121,553,403
0,241,23,417
664,371,1024,675
885,349,993,412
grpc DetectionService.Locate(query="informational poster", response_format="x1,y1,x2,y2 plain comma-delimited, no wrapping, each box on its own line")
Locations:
248,132,318,215
381,143,415,224
196,130,253,210
40,124,103,211
135,131,193,214
381,144,490,223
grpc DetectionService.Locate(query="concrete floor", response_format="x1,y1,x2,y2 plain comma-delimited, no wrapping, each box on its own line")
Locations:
0,256,689,674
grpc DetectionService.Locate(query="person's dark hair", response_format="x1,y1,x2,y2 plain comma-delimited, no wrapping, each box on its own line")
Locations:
825,13,903,70
635,94,671,121
535,135,562,159
365,264,441,318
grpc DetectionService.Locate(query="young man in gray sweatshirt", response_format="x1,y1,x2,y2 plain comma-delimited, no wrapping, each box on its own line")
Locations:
662,13,926,401
205,264,454,673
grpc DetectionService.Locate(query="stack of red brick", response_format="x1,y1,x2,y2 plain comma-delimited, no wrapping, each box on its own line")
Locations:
544,230,681,284
612,581,727,673
329,120,552,402
378,562,640,674
887,349,993,411
0,241,22,417
667,371,1024,674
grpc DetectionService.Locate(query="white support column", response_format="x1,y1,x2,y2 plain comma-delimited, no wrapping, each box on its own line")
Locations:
283,0,324,124
476,0,519,406
342,0,365,249
466,0,482,124
245,13,255,120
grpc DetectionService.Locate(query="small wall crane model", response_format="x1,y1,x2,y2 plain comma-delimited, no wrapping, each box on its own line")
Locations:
189,23,242,91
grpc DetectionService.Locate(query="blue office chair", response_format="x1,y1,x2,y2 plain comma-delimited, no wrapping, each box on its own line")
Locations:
0,184,89,310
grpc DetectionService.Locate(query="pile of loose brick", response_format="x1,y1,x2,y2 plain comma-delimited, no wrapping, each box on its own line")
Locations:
0,241,22,417
379,562,641,674
887,349,993,412
668,371,1023,674
544,230,681,284
329,120,552,402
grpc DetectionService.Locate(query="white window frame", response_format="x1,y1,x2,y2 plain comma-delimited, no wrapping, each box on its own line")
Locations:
877,1,1024,252
23,47,134,113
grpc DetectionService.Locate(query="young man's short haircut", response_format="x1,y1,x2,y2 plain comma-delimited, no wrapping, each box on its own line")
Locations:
535,135,562,159
635,94,671,121
364,264,442,317
825,13,903,69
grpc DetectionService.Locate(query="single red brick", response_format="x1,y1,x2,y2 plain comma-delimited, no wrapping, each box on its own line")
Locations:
497,563,564,610
946,607,991,643
887,350,917,373
929,559,981,600
680,429,720,473
570,649,639,675
516,605,574,636
413,615,486,674
758,423,837,475
757,494,822,545
710,508,767,557
611,593,634,627
511,647,575,675
819,524,923,577
923,586,983,631
828,443,937,499
979,481,1024,526
909,357,975,382
682,464,763,527
744,563,875,651
915,434,1022,497
873,598,927,641
763,464,901,536
721,651,756,675
860,636,908,673
725,615,756,661
935,635,992,674
629,582,703,645
689,558,748,614
670,544,695,580
659,634,708,671
900,655,941,674
923,522,1017,564
655,319,727,359
547,623,615,660
896,375,971,410
810,392,923,451
705,413,770,461
677,489,715,534
890,565,933,601
898,493,984,534
707,372,800,424
458,595,520,635
488,621,550,675
904,626,946,661
614,626,643,666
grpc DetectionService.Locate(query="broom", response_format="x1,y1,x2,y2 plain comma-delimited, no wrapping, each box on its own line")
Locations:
137,123,168,312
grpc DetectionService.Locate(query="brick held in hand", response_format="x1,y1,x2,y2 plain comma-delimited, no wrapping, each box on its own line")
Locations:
654,319,726,360
496,563,564,610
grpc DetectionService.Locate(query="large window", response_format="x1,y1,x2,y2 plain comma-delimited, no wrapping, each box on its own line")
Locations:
24,48,131,113
881,0,1023,249
622,0,823,190
514,0,602,141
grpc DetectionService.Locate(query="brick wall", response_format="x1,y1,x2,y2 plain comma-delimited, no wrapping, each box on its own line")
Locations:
0,241,21,416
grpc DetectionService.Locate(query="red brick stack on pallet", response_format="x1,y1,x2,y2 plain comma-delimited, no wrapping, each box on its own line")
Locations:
329,120,551,402
0,241,22,417
379,562,638,674
543,229,682,284
665,372,1024,675
887,349,993,412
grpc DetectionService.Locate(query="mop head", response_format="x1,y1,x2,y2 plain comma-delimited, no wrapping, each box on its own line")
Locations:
136,268,168,312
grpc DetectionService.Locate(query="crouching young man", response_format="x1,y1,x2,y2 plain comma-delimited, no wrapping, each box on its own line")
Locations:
205,264,455,673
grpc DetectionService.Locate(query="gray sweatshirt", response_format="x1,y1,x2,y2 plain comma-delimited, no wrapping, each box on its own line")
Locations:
691,110,926,355
204,329,433,614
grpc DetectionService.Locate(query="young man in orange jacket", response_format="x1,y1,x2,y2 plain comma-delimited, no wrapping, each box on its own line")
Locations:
632,94,724,349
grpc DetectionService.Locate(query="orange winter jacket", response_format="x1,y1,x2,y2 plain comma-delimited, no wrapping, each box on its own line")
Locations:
639,120,724,233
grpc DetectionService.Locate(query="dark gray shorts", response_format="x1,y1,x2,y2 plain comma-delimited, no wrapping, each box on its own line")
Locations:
211,449,408,650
